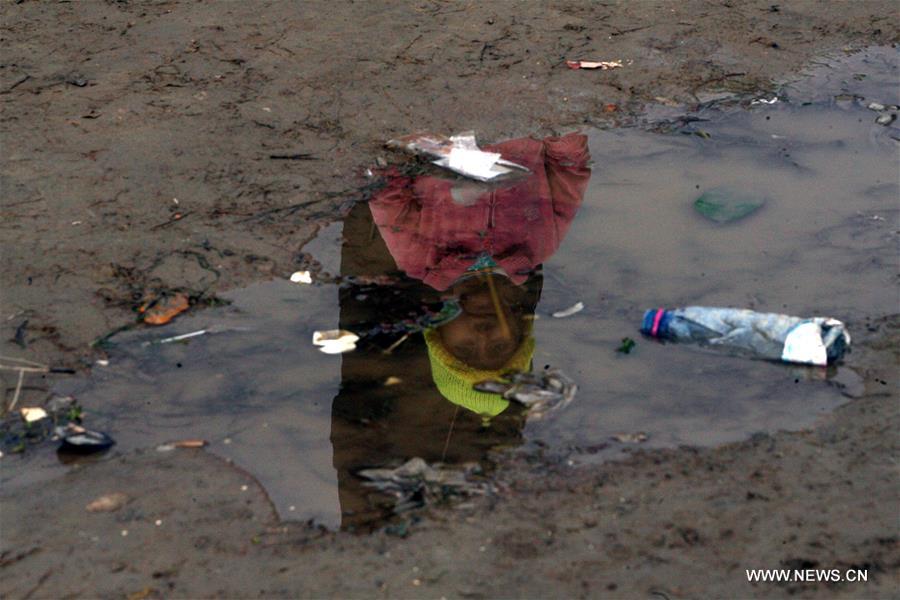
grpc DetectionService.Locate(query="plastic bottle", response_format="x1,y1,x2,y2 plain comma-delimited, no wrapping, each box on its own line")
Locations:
640,306,850,366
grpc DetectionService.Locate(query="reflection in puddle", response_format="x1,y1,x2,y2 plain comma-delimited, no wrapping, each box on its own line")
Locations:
4,48,897,531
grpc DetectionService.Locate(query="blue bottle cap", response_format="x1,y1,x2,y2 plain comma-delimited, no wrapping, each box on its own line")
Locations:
640,308,669,337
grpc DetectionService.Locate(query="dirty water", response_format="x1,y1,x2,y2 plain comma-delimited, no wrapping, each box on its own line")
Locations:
3,47,897,532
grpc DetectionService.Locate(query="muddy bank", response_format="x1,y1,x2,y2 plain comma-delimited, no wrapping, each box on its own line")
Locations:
1,0,898,368
2,2,899,599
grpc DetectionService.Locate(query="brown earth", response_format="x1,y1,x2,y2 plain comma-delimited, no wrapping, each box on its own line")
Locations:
1,1,898,599
1,0,897,368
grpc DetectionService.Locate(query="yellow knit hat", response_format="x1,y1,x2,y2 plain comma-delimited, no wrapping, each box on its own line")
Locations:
424,326,535,417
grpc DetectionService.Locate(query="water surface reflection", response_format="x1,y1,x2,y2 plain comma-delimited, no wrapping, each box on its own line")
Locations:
332,133,590,527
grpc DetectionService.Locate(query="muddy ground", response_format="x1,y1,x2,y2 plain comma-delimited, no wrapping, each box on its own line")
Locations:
1,1,898,598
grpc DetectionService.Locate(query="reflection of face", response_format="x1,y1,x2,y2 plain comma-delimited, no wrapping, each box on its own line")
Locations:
437,275,525,370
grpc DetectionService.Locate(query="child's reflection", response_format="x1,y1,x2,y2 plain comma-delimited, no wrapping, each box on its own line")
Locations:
330,132,590,528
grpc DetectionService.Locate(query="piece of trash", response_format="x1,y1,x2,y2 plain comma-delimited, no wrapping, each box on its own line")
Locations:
474,368,577,420
96,359,109,366
693,187,766,224
312,329,359,354
157,439,208,452
552,301,584,318
65,72,88,87
156,329,207,345
20,407,48,423
142,324,250,347
141,293,190,325
751,97,779,105
55,423,116,454
386,131,529,182
268,153,315,160
867,102,886,111
357,458,494,514
565,60,623,70
875,113,896,126
173,439,207,448
86,492,129,513
384,376,403,386
612,432,648,443
13,320,27,348
603,103,618,113
289,270,313,284
617,337,636,354
641,307,850,366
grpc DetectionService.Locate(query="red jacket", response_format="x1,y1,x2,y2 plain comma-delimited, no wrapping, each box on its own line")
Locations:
370,133,591,291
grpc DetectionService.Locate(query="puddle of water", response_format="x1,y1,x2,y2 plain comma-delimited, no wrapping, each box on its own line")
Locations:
3,47,897,530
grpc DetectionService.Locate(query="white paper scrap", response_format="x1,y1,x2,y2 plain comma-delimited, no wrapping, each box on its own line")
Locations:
552,302,585,318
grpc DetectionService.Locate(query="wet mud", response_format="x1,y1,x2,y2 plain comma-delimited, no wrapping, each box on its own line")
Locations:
1,3,899,599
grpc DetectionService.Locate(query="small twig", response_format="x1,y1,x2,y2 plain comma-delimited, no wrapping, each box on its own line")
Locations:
0,365,48,373
0,355,46,368
441,405,460,462
383,332,411,355
268,153,317,160
150,211,192,230
0,74,30,94
8,368,25,412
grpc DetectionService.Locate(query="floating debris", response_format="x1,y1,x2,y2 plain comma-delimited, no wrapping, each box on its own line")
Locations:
156,439,208,451
565,60,623,70
312,329,359,354
142,324,252,347
867,102,886,111
694,187,767,224
875,113,896,126
55,423,115,454
474,368,577,420
357,457,494,513
617,337,636,354
289,270,313,284
641,307,850,366
155,329,208,345
386,131,529,182
552,301,584,318
141,293,190,326
20,407,48,423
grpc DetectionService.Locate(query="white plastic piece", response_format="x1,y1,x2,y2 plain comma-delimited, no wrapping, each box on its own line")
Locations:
20,407,48,423
552,302,584,318
782,321,828,366
312,330,359,354
290,271,313,284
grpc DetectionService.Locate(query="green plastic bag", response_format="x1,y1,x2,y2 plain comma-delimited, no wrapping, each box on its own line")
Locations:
694,187,766,223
